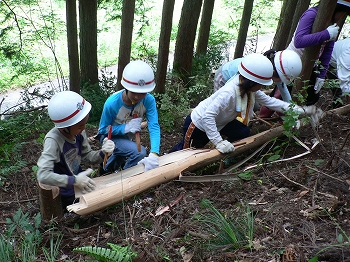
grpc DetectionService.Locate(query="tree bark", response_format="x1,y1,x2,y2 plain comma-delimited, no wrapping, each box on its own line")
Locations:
66,0,80,93
272,0,298,51
234,0,254,59
79,0,98,86
287,0,311,47
155,0,175,94
38,183,63,220
117,0,135,91
196,0,215,56
173,0,202,86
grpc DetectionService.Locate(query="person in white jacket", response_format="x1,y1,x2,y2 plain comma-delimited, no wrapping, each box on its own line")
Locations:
169,53,321,153
328,38,350,108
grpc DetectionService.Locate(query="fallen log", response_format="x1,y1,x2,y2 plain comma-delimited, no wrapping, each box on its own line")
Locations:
67,104,350,215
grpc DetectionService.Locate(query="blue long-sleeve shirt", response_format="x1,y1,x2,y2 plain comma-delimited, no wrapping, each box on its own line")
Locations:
98,90,161,154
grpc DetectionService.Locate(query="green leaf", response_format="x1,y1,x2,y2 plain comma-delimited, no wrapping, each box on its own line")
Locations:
238,171,252,181
267,154,280,162
308,256,319,262
314,159,324,166
337,233,344,243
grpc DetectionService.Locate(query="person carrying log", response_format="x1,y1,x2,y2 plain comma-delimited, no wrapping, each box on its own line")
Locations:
169,53,322,153
97,60,161,173
37,91,115,210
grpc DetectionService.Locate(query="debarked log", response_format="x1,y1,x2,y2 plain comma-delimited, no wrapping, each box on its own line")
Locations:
67,126,285,215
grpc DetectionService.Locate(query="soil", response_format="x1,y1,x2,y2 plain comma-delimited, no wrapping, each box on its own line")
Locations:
1,94,350,262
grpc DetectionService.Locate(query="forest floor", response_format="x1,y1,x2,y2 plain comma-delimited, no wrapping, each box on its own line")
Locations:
1,90,350,262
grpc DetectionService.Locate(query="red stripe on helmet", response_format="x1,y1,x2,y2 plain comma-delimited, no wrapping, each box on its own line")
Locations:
240,62,271,80
278,51,290,81
52,99,85,123
122,77,155,86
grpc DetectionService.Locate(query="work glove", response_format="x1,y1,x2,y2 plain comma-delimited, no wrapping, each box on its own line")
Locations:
314,78,325,94
74,168,96,194
102,138,115,156
310,107,324,128
124,118,142,134
326,23,339,41
294,105,317,116
138,153,159,172
216,140,235,154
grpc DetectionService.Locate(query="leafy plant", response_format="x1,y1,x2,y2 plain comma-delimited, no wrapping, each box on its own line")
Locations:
195,199,255,250
73,243,137,262
0,208,42,262
42,231,63,262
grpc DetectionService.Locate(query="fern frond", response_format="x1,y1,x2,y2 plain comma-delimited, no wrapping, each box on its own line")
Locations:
73,245,136,262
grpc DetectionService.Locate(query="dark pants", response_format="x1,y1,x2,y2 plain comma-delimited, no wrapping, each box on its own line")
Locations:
169,114,250,153
326,65,343,108
305,66,320,106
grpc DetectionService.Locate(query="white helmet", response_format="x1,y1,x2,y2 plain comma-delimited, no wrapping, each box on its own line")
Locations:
238,53,273,86
48,91,91,128
274,50,302,84
337,0,350,7
121,60,156,93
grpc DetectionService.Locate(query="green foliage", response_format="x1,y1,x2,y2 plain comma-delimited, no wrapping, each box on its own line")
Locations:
0,109,51,184
281,104,301,138
195,199,254,250
81,80,115,125
237,170,253,181
73,243,137,262
1,208,42,262
42,232,63,262
154,83,191,132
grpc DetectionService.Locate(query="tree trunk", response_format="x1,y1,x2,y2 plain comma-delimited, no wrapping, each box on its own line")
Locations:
294,0,337,96
79,0,98,86
38,183,63,220
117,0,135,91
66,0,80,93
234,0,254,59
272,0,298,51
196,0,215,56
155,0,175,94
173,0,202,86
287,0,311,47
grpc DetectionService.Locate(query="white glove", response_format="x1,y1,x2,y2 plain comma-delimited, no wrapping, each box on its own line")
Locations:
138,153,159,172
74,168,96,194
216,140,235,153
102,138,115,156
314,78,325,94
326,23,339,41
310,108,324,128
294,105,316,116
125,118,142,134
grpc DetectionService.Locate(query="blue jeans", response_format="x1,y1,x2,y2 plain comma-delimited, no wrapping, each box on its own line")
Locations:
99,135,147,171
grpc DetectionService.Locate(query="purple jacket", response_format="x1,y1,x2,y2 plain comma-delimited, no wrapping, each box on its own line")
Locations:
287,6,334,79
